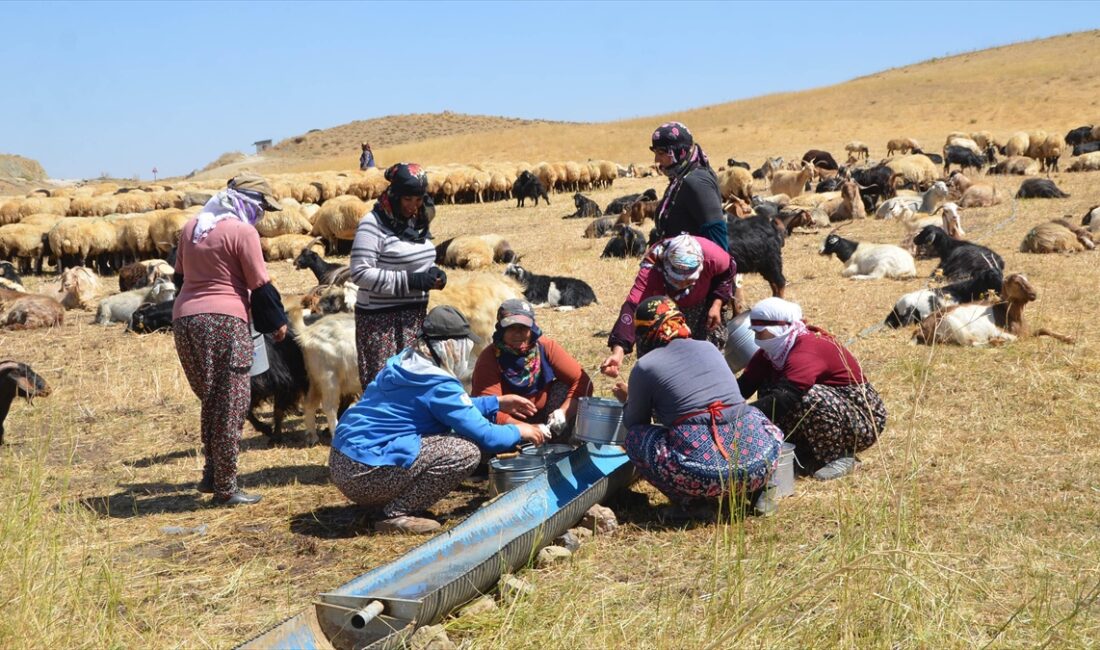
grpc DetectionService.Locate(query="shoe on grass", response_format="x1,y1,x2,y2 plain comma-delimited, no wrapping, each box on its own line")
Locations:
212,491,262,506
813,456,860,481
374,515,441,535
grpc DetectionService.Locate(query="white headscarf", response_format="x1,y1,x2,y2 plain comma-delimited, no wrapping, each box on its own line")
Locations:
191,188,265,243
422,337,475,381
749,297,809,370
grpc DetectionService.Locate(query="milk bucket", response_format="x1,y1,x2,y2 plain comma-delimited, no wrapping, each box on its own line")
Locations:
573,397,626,445
724,312,759,373
519,443,574,464
488,455,547,496
770,442,796,498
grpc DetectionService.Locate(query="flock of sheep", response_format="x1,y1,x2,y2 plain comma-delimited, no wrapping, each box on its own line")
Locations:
1,120,1099,437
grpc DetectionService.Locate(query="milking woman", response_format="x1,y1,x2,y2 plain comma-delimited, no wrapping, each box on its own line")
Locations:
612,296,784,520
330,306,547,535
599,234,733,378
172,173,288,506
350,163,447,389
737,297,887,481
471,299,593,440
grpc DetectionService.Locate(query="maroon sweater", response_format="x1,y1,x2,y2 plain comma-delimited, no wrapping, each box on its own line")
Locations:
738,329,865,397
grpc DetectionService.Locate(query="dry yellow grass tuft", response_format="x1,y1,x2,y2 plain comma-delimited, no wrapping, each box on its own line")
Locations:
3,30,1100,649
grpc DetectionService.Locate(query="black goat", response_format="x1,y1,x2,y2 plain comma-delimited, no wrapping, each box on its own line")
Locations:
504,263,597,308
1072,141,1100,156
605,189,657,215
884,268,1004,327
127,300,174,333
913,225,1004,282
600,225,646,258
802,150,839,170
513,170,549,207
0,360,50,445
565,193,601,219
943,145,985,174
726,158,751,170
294,246,349,285
727,216,786,296
248,333,310,443
0,261,24,291
851,165,895,208
1016,178,1070,199
815,177,843,193
584,216,618,239
911,148,944,165
1065,125,1095,146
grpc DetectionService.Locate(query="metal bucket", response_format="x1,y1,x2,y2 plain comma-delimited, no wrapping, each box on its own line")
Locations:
769,442,796,498
519,443,574,464
488,455,547,496
724,311,759,373
573,397,626,446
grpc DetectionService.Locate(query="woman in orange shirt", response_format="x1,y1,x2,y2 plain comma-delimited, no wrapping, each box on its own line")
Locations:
472,299,592,439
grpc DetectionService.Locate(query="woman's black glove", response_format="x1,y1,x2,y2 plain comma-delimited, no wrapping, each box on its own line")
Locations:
408,266,447,291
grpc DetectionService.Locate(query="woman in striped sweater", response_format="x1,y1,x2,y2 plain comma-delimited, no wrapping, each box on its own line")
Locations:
350,163,448,389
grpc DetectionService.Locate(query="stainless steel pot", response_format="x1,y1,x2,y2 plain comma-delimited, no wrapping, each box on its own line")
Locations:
488,455,547,496
573,397,626,446
519,443,574,465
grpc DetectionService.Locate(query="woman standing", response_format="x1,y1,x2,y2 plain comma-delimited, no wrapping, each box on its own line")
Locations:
612,296,783,520
350,163,447,389
173,173,288,506
599,234,733,378
738,297,887,481
649,122,728,251
331,306,547,534
471,299,593,439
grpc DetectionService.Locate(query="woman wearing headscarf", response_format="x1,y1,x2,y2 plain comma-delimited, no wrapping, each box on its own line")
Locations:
350,162,447,389
649,122,728,252
330,306,548,534
599,234,733,379
472,299,593,439
738,297,887,481
173,173,289,506
612,296,783,520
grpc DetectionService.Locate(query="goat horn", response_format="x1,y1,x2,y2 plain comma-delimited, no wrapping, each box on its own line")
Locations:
306,236,324,248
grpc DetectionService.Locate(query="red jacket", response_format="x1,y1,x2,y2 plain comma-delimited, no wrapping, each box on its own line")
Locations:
738,328,865,397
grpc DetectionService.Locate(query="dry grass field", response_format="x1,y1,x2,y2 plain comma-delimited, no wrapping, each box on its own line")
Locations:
4,31,1100,649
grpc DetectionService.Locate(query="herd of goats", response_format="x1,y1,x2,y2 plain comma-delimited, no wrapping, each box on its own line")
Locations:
0,123,1099,442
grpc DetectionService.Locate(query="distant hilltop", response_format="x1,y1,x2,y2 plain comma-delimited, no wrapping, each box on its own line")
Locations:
0,154,47,182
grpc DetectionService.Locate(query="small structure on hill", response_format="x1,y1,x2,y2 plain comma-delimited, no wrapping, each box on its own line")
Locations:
253,139,272,154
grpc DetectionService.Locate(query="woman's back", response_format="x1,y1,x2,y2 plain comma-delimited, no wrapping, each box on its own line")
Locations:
624,338,744,428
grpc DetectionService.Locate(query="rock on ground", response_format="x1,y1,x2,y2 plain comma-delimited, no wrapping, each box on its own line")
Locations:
536,545,573,568
580,504,619,535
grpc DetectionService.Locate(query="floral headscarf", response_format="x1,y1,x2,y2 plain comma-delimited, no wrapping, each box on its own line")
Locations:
191,189,265,243
634,295,692,356
374,163,433,243
642,234,703,300
749,297,810,370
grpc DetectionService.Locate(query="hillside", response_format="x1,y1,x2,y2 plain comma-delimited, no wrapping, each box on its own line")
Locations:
266,30,1100,173
0,153,48,194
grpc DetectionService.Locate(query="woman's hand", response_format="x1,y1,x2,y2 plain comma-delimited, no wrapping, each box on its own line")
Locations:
498,394,537,419
517,422,547,446
611,380,629,404
706,302,723,331
272,323,288,343
599,347,626,378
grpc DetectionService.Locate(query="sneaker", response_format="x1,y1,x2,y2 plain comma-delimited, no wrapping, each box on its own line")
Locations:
374,515,441,535
813,457,860,481
212,491,262,506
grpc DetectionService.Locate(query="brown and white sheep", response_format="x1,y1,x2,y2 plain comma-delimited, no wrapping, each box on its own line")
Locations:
1020,220,1095,254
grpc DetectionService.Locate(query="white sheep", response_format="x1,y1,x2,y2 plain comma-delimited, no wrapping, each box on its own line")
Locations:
94,277,175,325
819,233,916,280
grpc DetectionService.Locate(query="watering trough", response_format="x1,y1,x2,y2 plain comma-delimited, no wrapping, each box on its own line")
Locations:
237,442,632,649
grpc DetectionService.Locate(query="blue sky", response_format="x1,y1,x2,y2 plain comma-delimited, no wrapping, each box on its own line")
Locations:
0,1,1095,180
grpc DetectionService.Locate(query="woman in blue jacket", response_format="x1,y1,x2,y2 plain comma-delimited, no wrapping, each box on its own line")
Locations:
330,305,547,534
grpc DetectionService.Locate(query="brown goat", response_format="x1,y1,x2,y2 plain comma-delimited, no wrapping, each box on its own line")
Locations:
0,288,64,331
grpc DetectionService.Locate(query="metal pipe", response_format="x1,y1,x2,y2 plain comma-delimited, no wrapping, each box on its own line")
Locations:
349,601,384,630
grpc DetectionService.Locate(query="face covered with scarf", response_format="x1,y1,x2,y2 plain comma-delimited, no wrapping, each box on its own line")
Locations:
749,297,810,370
651,234,703,299
634,295,692,356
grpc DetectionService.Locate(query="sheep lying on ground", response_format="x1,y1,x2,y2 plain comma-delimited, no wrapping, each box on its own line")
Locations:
1067,152,1100,172
1020,220,1095,253
94,277,175,325
1082,205,1100,234
819,233,916,280
885,267,1003,327
988,156,1039,175
0,287,64,330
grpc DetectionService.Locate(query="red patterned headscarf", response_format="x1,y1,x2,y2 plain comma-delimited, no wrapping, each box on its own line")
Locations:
634,295,692,356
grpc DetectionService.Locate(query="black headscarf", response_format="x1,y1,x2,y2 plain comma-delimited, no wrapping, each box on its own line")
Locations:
373,163,434,242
